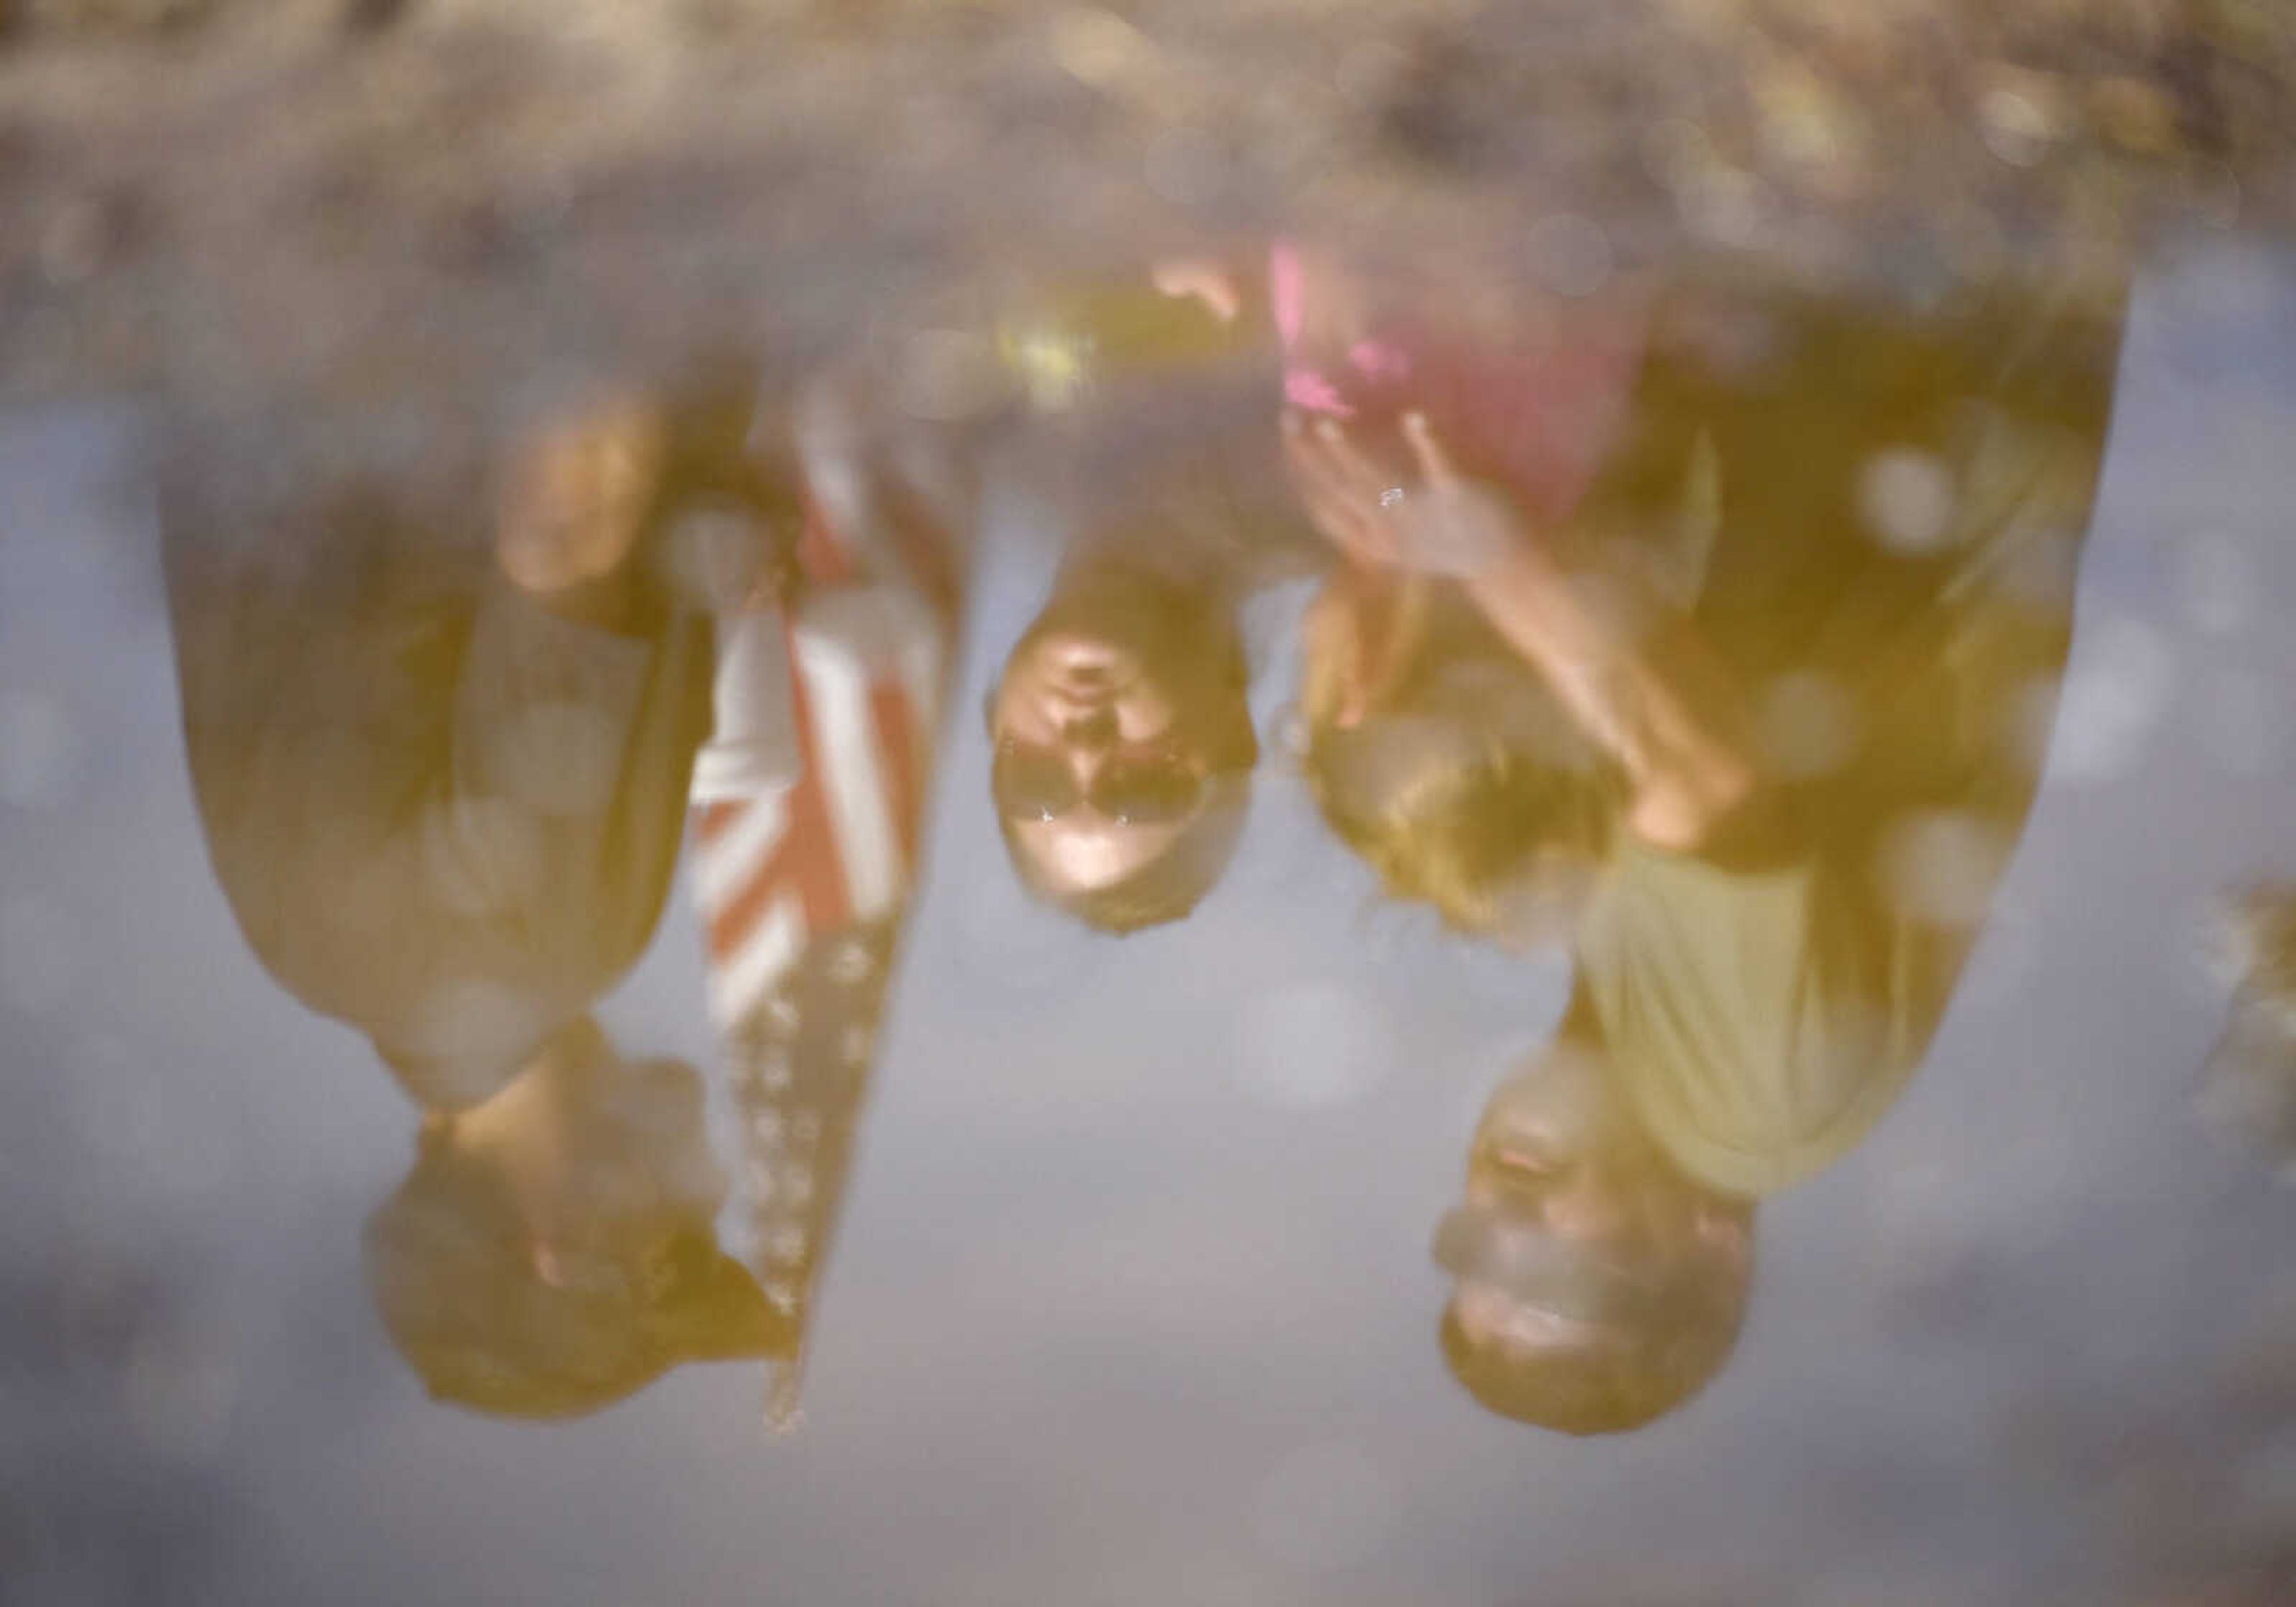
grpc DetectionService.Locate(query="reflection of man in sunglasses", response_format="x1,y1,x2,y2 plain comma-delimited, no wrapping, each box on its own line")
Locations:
985,294,1315,931
988,552,1259,932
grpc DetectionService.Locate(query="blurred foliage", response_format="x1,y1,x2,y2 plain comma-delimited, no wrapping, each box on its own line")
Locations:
0,0,2287,415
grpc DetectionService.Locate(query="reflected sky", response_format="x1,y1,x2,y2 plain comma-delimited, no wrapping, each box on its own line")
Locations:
2,240,2294,1607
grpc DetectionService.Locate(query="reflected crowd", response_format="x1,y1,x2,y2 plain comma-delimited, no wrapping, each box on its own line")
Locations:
160,235,2283,1446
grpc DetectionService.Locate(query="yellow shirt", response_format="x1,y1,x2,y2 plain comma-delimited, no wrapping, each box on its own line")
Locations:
1572,283,2123,1197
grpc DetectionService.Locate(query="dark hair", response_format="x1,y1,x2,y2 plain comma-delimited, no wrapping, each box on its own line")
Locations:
1437,1257,1749,1436
990,560,1259,934
363,1140,781,1420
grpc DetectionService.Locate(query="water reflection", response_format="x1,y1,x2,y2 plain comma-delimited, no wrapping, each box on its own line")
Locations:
990,547,1259,930
985,281,1299,930
2200,883,2296,1171
362,1018,771,1419
141,244,2230,1461
983,253,2128,1432
161,362,966,1420
688,399,964,1426
1286,268,2121,1429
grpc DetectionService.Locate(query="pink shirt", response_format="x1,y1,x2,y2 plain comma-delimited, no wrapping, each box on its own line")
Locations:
1271,243,1647,525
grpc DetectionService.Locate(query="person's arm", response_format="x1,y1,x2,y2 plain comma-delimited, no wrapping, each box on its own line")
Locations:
1286,408,1761,852
1463,538,1758,852
1151,258,1247,326
165,541,709,1104
348,399,710,1038
410,398,712,966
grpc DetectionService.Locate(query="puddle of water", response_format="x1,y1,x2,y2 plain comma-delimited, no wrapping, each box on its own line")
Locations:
3,47,2296,1606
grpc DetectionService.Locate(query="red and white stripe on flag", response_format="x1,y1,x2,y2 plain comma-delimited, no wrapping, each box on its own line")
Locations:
689,501,943,1032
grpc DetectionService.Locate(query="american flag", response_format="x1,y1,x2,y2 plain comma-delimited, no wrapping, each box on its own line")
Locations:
685,469,961,1428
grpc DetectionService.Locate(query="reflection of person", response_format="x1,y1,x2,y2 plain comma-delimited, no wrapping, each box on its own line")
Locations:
1151,245,1650,941
987,304,1311,932
167,392,724,1107
364,1018,778,1418
166,381,790,1415
990,551,1259,931
1435,1004,1751,1435
1287,281,2123,1428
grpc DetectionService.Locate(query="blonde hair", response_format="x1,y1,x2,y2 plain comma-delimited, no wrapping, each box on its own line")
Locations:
1299,579,1614,942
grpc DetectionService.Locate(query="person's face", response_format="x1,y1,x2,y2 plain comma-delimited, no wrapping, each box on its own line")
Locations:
474,1049,728,1295
991,622,1225,895
1437,1048,1748,1354
556,1056,726,1228
495,394,667,594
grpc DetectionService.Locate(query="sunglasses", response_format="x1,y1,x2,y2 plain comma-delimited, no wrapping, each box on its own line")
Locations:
993,740,1205,827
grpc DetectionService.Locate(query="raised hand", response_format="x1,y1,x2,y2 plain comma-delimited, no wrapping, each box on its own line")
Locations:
1150,258,1244,324
1281,409,1523,579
